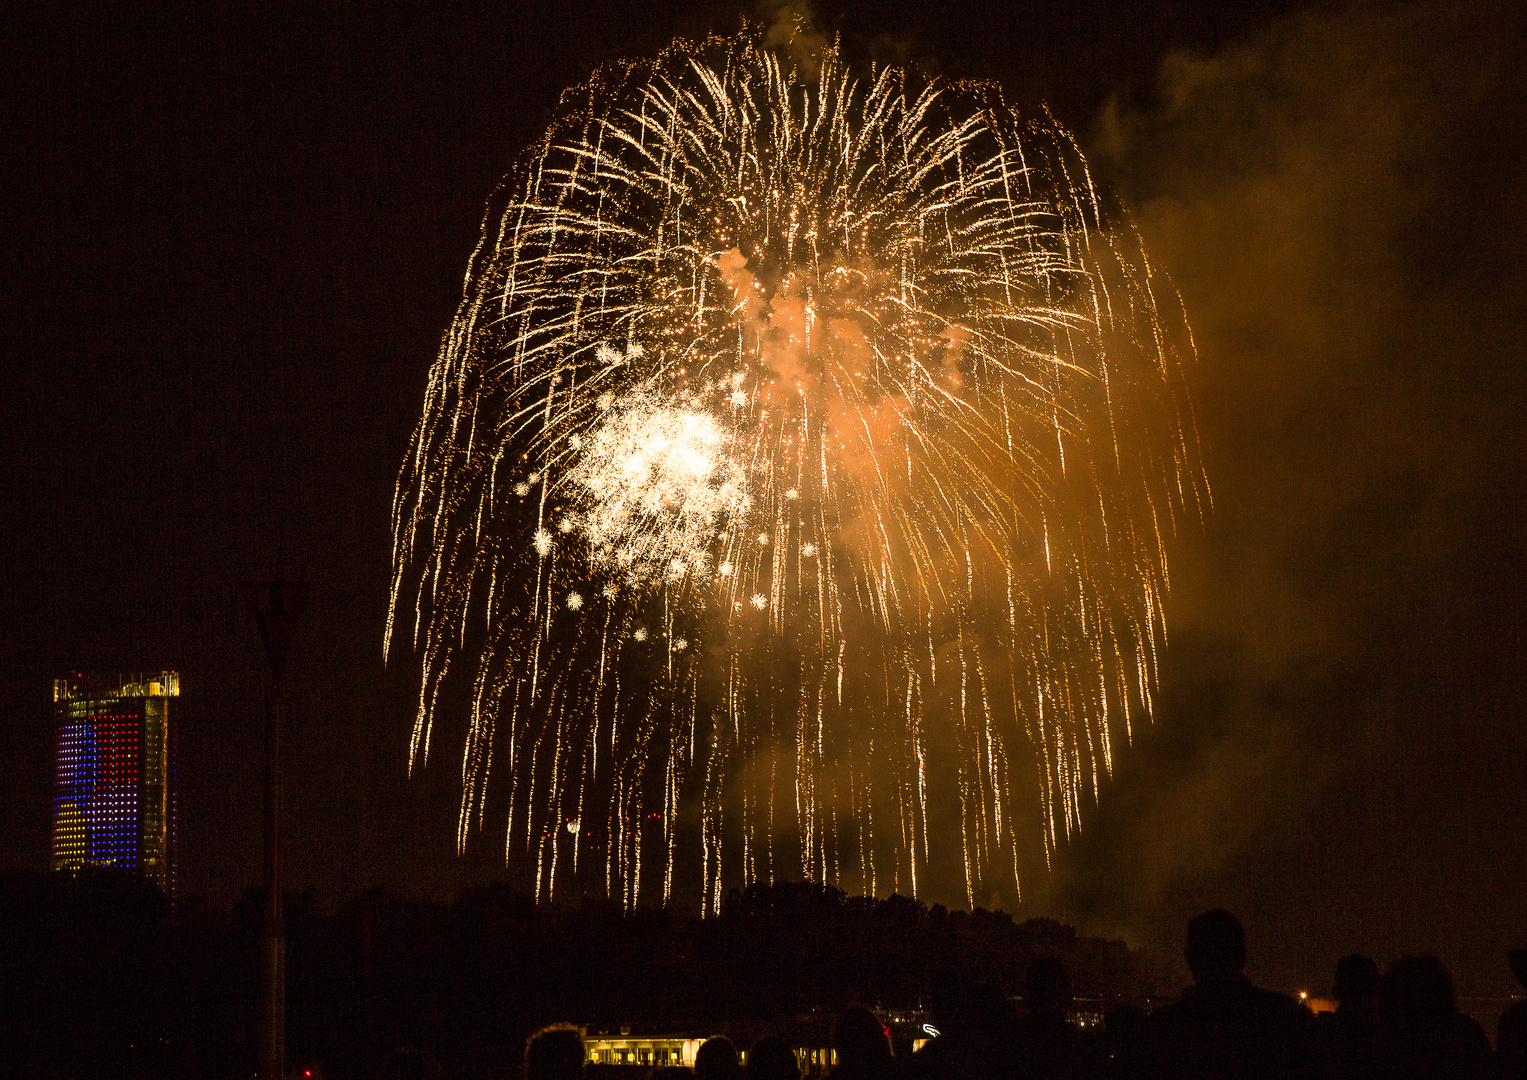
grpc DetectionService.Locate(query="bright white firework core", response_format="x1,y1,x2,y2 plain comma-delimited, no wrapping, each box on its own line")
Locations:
566,399,746,583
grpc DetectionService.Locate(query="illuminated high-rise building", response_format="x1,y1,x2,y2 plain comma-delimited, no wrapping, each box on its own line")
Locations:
52,671,178,893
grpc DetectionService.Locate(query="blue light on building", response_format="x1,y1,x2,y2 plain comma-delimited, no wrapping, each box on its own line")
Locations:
52,672,178,893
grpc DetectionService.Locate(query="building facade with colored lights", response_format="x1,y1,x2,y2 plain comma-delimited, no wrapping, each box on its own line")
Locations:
52,671,178,893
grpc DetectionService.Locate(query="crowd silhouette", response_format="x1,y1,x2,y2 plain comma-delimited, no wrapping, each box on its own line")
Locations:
3,872,1519,1079
524,909,1525,1080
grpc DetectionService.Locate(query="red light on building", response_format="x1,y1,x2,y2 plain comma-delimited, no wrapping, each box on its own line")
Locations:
52,672,178,893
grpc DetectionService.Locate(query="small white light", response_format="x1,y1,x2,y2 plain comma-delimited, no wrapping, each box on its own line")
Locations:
567,592,584,611
750,593,767,609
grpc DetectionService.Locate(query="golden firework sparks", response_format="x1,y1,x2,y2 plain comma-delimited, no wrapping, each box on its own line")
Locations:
389,30,1205,910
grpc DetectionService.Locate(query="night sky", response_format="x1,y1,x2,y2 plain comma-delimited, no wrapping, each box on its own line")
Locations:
4,0,1523,1000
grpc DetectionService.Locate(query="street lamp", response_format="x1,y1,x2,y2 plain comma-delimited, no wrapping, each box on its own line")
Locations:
241,580,309,1080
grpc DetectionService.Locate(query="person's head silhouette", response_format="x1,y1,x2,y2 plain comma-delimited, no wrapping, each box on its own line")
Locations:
929,969,970,1037
745,1035,800,1080
524,1025,584,1080
1381,955,1458,1028
834,1004,892,1072
1184,909,1247,983
695,1036,740,1080
1334,954,1380,1004
1509,948,1527,991
1025,957,1072,1021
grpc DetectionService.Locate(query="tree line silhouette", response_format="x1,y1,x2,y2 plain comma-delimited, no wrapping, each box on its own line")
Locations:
0,870,1154,1079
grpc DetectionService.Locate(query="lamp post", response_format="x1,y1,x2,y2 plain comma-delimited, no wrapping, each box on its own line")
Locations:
242,580,309,1080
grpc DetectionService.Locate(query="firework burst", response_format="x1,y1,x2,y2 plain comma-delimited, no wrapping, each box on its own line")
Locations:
389,31,1205,911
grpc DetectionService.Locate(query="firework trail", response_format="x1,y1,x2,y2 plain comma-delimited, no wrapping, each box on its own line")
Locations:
389,31,1205,911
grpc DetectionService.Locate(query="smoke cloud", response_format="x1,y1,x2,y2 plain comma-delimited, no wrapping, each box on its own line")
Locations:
1033,0,1526,993
760,0,831,79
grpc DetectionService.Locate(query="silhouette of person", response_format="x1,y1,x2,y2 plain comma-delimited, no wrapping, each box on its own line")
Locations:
1318,954,1380,1080
906,972,1019,1080
908,970,970,1080
1145,908,1322,1080
1016,956,1088,1080
1379,955,1490,1080
1497,949,1527,1080
832,1004,894,1080
962,981,1022,1080
525,1024,585,1080
1103,1004,1149,1080
747,1035,802,1080
696,1037,742,1080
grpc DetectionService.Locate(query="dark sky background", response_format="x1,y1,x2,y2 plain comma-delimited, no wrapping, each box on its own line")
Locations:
3,0,1523,1000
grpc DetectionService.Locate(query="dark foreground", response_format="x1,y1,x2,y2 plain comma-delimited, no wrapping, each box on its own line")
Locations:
2,871,1521,1080
511,911,1526,1080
